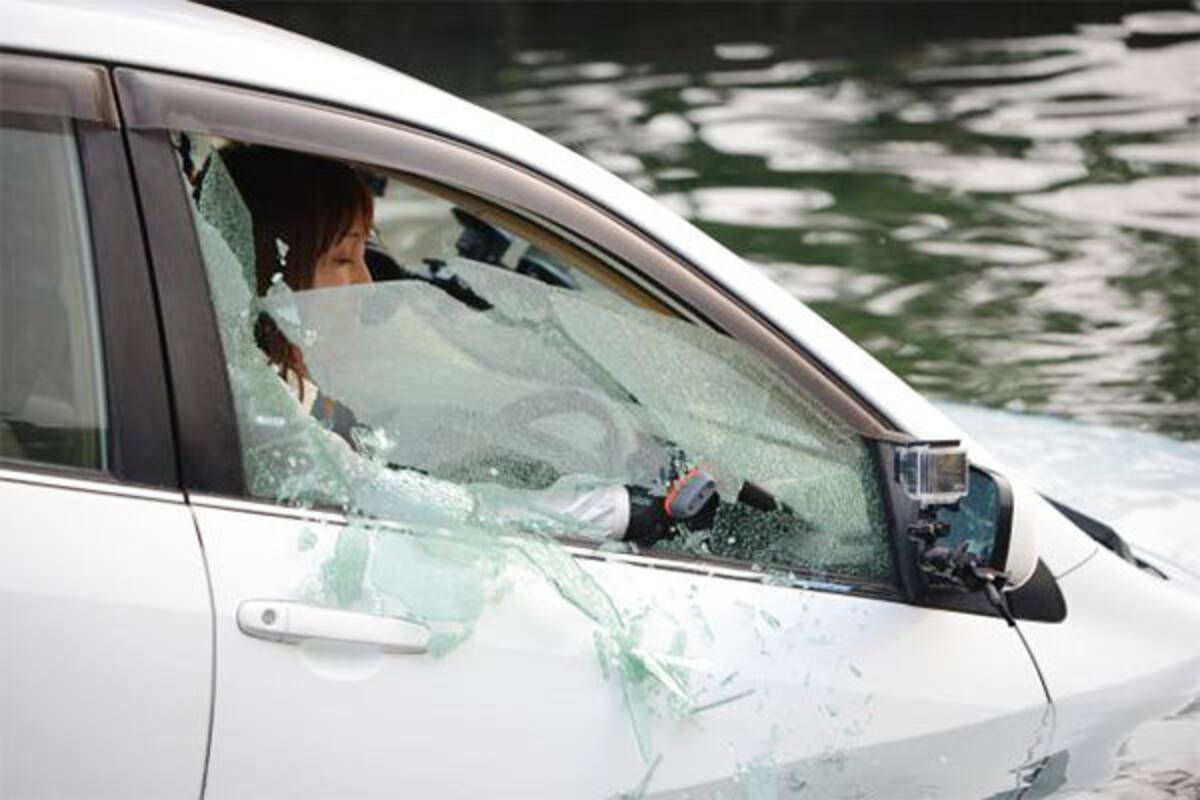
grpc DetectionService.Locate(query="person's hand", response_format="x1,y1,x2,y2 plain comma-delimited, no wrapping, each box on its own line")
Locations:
624,467,720,545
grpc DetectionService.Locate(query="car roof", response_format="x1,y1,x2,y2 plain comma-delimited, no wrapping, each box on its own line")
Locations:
1,0,957,441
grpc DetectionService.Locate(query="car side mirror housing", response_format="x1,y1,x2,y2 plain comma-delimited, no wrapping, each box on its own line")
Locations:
880,442,1023,601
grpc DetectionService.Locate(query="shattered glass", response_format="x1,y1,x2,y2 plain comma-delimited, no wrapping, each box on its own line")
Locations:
188,150,355,509
260,253,889,578
178,134,893,777
181,132,889,570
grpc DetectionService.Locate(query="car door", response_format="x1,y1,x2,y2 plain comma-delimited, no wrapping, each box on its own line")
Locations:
0,55,211,798
119,68,1053,799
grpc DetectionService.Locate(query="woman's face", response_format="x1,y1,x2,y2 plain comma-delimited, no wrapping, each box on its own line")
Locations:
311,217,371,289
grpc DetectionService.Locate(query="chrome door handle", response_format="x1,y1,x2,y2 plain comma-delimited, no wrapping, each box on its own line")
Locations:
237,599,430,654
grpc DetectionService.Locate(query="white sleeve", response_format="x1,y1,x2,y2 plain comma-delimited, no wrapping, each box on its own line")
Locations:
475,479,631,542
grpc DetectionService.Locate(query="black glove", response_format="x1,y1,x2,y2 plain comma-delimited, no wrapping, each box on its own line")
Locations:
623,467,720,545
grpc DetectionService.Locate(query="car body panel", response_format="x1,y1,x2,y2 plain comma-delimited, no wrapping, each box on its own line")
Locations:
1009,487,1097,579
0,472,211,799
192,500,1047,798
942,401,1200,587
1017,547,1200,793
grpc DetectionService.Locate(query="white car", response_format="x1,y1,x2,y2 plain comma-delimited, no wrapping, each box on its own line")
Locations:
2,2,1197,798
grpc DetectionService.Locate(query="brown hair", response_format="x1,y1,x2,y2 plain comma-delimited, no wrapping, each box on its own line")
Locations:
221,144,374,387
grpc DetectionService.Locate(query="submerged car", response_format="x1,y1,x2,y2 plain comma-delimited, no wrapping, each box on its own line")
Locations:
2,2,1198,798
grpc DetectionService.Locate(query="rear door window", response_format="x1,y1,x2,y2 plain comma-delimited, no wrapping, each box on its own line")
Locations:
0,111,107,470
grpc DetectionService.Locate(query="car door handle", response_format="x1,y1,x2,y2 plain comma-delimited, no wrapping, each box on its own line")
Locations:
237,599,430,654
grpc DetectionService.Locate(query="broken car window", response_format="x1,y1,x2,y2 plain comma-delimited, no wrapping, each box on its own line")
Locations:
177,134,891,582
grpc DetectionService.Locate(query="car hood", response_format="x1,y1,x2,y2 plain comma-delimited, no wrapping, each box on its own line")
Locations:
938,402,1200,593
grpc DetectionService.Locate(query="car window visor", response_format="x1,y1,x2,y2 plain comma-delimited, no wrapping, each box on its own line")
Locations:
0,54,117,126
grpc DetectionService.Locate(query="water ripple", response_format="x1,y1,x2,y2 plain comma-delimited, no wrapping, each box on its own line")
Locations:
477,5,1200,441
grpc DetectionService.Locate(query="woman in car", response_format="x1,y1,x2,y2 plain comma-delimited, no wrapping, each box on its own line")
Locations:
219,144,714,545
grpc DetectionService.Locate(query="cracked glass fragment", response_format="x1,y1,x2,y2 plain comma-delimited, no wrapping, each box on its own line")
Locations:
274,236,289,266
320,524,370,607
688,687,757,717
261,252,888,578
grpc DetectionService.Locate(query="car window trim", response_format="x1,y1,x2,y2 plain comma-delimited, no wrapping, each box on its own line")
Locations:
77,120,181,487
0,465,185,505
120,127,243,496
187,491,904,601
0,54,178,488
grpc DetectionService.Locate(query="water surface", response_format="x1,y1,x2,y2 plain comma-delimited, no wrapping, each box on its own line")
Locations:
468,6,1200,441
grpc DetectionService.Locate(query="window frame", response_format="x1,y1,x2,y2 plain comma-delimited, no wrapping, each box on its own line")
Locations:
116,67,903,597
0,52,178,488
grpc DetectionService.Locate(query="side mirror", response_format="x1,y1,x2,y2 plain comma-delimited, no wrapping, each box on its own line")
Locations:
880,442,1018,601
934,466,1014,581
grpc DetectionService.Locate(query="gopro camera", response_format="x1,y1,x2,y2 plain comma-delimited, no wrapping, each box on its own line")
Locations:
894,441,969,507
